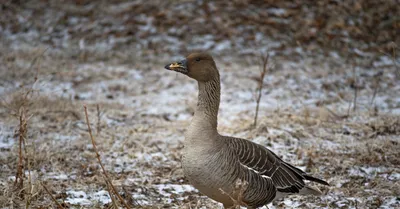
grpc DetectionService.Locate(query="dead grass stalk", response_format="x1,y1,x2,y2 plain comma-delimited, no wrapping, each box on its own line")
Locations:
40,182,65,209
253,53,269,128
218,179,249,209
14,106,26,191
352,66,358,112
12,49,47,207
83,105,132,209
96,104,101,135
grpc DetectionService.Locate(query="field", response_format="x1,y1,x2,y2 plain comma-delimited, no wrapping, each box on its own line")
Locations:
0,1,399,208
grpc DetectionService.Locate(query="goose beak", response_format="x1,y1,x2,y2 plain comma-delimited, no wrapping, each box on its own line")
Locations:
165,59,188,74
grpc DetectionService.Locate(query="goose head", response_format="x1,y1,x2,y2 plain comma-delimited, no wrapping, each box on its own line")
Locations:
165,52,219,82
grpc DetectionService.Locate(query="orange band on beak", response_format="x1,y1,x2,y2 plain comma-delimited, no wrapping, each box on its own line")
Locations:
169,63,181,69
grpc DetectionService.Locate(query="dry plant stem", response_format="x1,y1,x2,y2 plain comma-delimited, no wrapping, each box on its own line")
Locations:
40,182,65,209
382,44,400,79
218,179,248,209
370,72,382,108
22,120,32,209
123,186,139,206
370,83,379,107
12,49,47,205
83,105,131,209
96,104,101,134
347,98,352,116
22,48,47,104
15,107,27,190
218,188,240,209
352,66,358,112
107,183,119,209
394,48,400,79
253,53,269,128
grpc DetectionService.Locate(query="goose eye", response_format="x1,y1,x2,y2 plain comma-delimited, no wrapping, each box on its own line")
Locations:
195,58,201,62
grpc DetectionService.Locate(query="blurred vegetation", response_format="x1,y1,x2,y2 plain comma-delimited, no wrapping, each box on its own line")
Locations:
1,0,398,59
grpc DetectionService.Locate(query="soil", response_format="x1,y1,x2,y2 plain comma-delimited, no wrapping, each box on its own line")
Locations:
0,1,399,208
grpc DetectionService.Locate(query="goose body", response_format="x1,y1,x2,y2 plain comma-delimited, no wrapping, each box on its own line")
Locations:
165,53,329,208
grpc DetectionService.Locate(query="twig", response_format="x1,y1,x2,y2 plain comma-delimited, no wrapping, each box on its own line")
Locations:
83,105,131,209
253,53,269,128
380,43,400,79
15,106,27,191
352,66,358,112
346,97,352,116
22,115,33,209
96,104,101,135
14,48,47,191
40,182,65,209
23,48,47,103
218,179,248,209
123,186,139,206
370,71,382,108
393,45,400,79
370,83,379,107
107,183,119,209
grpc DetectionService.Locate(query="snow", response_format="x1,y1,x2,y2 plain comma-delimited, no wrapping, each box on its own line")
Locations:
373,56,399,67
1,54,399,207
0,133,14,149
0,122,16,149
45,173,69,180
381,196,400,208
1,4,399,207
349,166,400,181
66,191,92,206
66,190,112,206
154,184,197,197
214,40,232,52
267,8,287,16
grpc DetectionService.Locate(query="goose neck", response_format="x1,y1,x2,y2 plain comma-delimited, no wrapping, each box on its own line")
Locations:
194,77,220,130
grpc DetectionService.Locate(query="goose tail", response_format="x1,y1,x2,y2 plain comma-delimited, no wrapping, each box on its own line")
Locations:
299,185,323,196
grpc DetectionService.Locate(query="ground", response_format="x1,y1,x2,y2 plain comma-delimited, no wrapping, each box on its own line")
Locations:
0,1,399,209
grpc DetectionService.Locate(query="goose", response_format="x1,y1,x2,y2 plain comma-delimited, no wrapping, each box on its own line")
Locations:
164,53,329,208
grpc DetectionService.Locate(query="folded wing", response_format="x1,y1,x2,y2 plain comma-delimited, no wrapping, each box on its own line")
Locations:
227,137,329,195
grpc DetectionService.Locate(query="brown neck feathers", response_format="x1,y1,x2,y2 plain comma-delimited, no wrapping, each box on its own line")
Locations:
195,73,220,129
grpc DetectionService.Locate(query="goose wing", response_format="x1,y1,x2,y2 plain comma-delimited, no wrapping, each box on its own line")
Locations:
226,137,329,194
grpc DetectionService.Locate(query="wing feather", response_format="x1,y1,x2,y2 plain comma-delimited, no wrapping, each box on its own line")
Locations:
227,137,328,195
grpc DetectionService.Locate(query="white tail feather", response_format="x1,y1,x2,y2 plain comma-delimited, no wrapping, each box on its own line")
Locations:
299,185,323,196
273,185,323,202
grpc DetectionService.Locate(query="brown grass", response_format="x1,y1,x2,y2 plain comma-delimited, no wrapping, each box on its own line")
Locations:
40,181,65,209
218,179,249,209
83,105,132,209
0,34,399,208
3,48,47,208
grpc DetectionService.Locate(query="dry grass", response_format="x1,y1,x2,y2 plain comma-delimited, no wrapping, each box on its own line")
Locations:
1,54,399,208
253,53,270,128
219,179,249,209
0,12,399,207
40,181,65,209
0,49,49,208
83,105,132,209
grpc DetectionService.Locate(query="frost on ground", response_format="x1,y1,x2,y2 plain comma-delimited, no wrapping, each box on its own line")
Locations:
0,1,400,208
0,46,399,208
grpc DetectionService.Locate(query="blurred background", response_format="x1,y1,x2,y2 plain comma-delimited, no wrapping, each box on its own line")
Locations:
1,0,399,62
0,0,399,208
